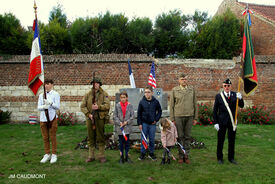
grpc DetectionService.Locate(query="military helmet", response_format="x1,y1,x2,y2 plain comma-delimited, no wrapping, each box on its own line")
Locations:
90,77,102,86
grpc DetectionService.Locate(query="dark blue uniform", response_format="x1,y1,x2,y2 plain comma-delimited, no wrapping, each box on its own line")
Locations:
213,91,244,161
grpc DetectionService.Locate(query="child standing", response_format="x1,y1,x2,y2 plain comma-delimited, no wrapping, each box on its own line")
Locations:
137,86,162,161
160,118,178,164
113,91,134,164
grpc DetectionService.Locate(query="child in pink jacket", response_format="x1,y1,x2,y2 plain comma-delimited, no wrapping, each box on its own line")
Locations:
160,118,178,164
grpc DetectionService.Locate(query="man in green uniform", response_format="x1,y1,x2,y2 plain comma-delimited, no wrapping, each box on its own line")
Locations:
81,77,110,163
169,73,198,164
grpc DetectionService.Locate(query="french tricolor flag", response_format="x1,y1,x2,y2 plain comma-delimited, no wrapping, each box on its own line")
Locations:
120,127,128,141
28,19,44,95
128,59,136,88
176,142,186,154
141,131,148,150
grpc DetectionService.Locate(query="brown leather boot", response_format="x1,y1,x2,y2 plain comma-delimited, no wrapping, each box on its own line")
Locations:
98,145,106,163
86,147,95,162
178,155,184,164
99,157,106,163
184,154,190,164
86,158,95,162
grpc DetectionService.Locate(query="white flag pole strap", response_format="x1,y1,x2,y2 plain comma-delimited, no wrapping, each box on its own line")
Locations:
220,92,236,131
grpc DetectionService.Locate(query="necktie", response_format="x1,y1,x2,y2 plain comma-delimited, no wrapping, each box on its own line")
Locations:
227,93,230,99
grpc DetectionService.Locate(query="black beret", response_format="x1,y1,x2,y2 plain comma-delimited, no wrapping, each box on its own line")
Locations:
223,78,232,85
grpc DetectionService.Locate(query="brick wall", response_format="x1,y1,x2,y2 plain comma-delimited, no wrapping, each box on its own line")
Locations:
216,0,275,55
0,54,274,122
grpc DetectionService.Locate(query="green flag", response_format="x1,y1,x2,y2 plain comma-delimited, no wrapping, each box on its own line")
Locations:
242,13,258,95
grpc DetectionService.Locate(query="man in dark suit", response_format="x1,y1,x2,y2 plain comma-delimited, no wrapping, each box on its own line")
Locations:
213,79,244,164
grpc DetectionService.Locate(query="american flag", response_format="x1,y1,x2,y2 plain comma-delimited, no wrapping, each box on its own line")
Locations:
28,18,44,95
148,61,156,88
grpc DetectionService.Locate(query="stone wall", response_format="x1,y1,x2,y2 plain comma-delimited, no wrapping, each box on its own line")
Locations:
0,54,274,123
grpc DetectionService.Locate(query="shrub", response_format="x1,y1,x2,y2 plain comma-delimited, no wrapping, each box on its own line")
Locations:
198,103,214,125
238,106,274,125
57,112,77,126
0,110,12,124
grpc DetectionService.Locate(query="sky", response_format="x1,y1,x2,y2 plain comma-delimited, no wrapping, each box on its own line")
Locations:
0,0,274,28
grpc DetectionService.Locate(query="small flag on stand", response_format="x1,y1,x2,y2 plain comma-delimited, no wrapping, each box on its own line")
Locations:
128,59,136,88
148,61,156,88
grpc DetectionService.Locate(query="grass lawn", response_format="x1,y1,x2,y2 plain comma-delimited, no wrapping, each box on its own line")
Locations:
0,124,274,184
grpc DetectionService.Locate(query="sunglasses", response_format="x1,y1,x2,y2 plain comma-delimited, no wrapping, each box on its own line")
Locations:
223,84,231,87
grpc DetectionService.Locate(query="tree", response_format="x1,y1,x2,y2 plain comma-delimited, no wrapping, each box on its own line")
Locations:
183,9,241,59
49,3,68,28
40,18,71,54
98,12,128,53
69,17,102,54
0,13,30,55
153,10,189,58
126,17,154,53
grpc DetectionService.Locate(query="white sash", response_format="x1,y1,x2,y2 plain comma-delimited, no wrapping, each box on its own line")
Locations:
220,92,236,131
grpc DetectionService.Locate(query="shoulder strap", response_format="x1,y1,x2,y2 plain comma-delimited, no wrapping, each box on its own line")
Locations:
220,92,236,131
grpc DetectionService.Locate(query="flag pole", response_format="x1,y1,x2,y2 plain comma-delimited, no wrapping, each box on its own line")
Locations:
234,9,247,130
34,0,50,124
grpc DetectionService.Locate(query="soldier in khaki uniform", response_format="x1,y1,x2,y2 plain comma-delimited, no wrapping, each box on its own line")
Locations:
80,77,110,163
169,73,198,164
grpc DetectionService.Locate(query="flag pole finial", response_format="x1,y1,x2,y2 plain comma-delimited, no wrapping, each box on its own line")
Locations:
34,0,37,19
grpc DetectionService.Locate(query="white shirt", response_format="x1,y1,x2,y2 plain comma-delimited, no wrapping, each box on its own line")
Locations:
38,90,60,122
224,91,231,98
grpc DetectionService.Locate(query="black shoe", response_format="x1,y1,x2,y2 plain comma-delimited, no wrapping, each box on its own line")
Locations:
160,158,165,165
148,153,157,161
229,159,238,165
138,153,146,160
125,156,133,163
119,156,124,164
218,160,224,164
166,158,171,164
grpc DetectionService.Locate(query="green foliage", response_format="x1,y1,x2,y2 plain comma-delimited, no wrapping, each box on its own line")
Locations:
69,17,101,54
198,103,214,125
1,8,243,58
238,106,274,125
99,12,129,53
153,10,189,57
0,124,274,183
0,13,30,55
57,112,76,126
49,3,67,28
40,18,72,54
126,17,154,53
0,110,12,124
182,9,241,59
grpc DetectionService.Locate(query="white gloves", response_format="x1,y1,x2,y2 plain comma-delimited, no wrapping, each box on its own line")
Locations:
44,98,53,105
214,124,220,131
41,104,49,109
236,92,242,100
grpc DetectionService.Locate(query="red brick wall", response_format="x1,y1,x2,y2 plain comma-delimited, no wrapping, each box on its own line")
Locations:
0,56,274,111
